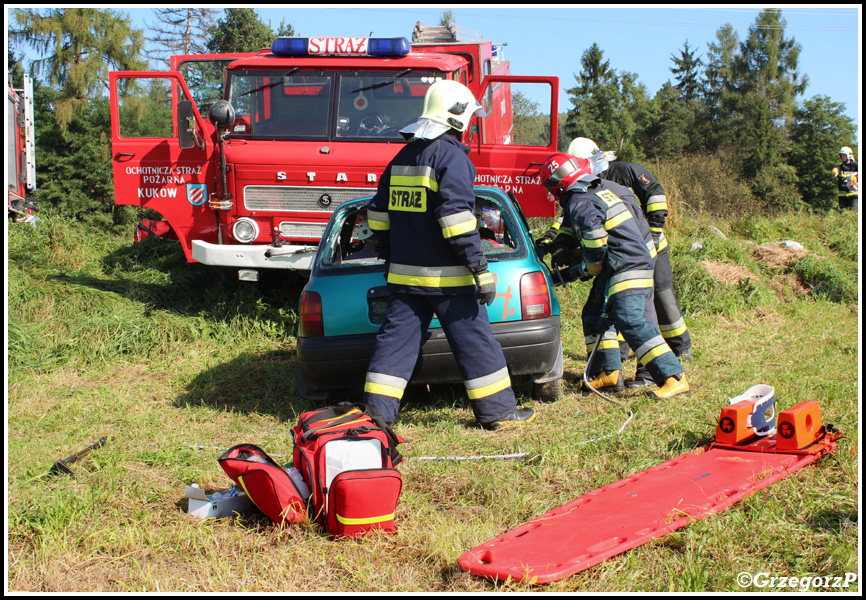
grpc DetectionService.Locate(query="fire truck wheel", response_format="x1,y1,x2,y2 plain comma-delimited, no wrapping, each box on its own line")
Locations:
220,267,240,291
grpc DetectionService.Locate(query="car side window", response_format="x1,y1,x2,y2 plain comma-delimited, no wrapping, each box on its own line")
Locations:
476,196,521,260
321,194,524,270
323,208,383,268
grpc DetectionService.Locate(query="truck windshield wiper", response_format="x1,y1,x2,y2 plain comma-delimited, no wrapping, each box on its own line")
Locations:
239,67,300,98
350,69,413,94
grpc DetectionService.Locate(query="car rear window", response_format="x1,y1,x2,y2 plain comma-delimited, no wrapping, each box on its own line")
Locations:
320,193,525,270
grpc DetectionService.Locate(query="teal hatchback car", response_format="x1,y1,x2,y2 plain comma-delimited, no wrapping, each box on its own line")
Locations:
296,186,562,403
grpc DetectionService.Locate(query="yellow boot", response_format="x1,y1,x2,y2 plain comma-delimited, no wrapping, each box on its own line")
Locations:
582,370,624,393
649,373,690,401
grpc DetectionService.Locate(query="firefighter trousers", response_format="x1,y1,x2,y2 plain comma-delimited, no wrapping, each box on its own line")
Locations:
652,249,692,356
619,248,691,361
583,276,683,385
363,292,516,425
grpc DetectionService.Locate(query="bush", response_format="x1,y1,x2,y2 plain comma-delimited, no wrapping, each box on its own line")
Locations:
656,153,757,220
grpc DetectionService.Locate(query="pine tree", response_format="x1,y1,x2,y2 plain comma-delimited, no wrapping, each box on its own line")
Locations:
206,8,275,54
146,8,219,68
669,40,703,102
788,95,857,211
10,7,146,131
564,44,647,162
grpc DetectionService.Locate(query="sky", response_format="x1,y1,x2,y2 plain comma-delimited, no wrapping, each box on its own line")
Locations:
8,5,862,149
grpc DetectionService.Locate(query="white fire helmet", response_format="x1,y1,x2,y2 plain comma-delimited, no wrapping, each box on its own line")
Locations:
839,146,854,161
400,80,487,140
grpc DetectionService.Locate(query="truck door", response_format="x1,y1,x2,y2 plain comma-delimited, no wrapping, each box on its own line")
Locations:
473,75,559,218
109,71,217,260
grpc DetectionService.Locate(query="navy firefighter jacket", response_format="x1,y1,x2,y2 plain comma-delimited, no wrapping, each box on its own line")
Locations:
601,161,670,252
561,177,656,298
366,134,484,296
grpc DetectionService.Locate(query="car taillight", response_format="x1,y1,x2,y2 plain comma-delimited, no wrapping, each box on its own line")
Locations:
520,271,551,320
300,291,324,337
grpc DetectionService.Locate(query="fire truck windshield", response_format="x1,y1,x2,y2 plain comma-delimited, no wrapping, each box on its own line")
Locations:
226,70,443,141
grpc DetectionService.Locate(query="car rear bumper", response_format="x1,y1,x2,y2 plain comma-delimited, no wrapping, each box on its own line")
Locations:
296,315,561,397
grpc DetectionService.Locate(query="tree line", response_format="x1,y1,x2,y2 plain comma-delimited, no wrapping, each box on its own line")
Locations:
8,8,857,227
517,9,856,212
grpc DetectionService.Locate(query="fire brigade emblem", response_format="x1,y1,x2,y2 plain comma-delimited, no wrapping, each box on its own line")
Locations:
187,183,207,206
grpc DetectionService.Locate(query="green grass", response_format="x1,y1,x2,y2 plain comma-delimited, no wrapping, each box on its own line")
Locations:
6,210,859,592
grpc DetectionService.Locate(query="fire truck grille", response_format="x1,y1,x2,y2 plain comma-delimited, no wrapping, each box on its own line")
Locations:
244,186,373,212
278,221,328,240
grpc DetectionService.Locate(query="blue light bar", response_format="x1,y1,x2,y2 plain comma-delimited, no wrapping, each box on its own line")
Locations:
272,37,308,56
368,38,411,57
271,37,411,57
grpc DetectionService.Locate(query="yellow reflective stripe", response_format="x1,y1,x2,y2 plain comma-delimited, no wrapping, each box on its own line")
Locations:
596,339,620,351
364,381,405,399
367,209,390,230
582,237,608,248
661,322,688,338
318,417,370,433
466,373,511,400
646,195,668,212
608,277,654,296
605,210,632,230
391,174,438,192
441,219,477,239
638,343,673,366
476,272,494,285
387,272,475,288
336,512,394,526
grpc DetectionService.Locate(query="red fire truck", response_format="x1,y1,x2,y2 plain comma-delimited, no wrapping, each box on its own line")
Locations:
109,23,559,281
7,73,38,225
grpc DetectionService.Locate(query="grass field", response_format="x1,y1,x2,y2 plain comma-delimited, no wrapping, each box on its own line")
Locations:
6,209,860,592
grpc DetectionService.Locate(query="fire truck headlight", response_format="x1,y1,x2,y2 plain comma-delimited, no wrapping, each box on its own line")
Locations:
233,218,259,244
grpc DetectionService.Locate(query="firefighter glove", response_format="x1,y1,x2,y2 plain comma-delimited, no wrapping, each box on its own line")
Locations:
473,270,496,306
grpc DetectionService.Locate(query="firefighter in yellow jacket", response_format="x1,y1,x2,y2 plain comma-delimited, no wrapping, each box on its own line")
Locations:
832,146,858,211
364,80,536,430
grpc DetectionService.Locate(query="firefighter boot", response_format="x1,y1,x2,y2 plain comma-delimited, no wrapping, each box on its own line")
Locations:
626,365,654,389
648,373,690,401
482,408,537,431
582,370,624,393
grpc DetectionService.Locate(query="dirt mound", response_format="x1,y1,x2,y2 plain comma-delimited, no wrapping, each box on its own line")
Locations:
752,241,806,268
700,261,754,284
701,241,810,299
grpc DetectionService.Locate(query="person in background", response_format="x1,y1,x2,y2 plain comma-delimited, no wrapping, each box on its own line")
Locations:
832,146,858,211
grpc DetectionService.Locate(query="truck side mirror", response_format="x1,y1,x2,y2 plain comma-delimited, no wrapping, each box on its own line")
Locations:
177,100,197,150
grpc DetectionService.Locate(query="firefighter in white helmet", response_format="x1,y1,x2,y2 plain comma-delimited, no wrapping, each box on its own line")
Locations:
831,146,858,211
364,80,536,430
559,137,693,388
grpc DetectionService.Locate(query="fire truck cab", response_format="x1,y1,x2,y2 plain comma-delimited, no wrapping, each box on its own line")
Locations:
109,24,558,280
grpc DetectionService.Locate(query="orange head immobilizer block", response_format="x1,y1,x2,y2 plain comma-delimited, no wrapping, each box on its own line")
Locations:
716,400,756,445
776,401,823,451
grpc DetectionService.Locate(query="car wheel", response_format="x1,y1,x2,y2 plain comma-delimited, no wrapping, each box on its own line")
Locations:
532,378,561,402
295,362,331,404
